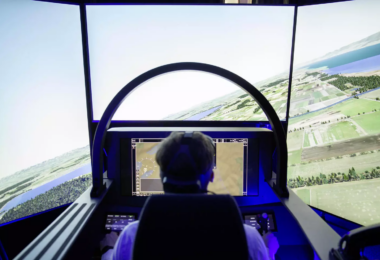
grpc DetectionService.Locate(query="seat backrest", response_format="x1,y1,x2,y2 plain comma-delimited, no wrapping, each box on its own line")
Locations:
132,194,248,260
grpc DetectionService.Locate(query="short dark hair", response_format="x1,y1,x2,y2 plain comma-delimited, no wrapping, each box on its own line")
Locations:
156,132,214,179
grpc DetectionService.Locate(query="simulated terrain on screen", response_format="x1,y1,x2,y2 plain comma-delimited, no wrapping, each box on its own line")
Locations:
135,142,245,195
208,143,244,196
135,143,161,180
286,1,380,226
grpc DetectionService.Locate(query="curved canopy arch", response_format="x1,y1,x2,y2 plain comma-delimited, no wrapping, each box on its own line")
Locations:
91,62,288,197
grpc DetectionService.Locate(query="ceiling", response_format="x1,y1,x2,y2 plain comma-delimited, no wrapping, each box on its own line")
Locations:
38,0,351,6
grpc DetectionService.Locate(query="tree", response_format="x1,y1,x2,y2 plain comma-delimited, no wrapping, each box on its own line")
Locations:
328,174,335,184
296,176,304,187
376,97,379,100
370,169,376,178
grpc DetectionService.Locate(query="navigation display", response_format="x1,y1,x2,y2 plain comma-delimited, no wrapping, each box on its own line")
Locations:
87,5,294,121
105,214,136,232
287,0,380,226
131,138,248,196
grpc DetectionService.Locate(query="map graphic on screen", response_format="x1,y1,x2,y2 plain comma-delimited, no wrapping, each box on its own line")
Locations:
0,1,91,225
287,0,380,226
87,5,295,121
133,138,246,196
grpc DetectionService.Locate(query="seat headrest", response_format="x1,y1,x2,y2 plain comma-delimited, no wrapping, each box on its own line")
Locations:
133,194,248,260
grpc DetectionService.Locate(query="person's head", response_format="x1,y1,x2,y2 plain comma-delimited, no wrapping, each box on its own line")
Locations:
155,131,215,193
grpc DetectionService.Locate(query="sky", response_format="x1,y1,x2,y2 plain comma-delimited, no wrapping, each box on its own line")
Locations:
86,5,295,120
0,0,89,178
294,0,380,66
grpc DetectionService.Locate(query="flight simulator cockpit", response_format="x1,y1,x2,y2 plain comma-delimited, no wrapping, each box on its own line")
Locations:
0,1,380,260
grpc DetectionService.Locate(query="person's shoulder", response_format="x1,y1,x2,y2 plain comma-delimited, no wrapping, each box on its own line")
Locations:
243,224,270,260
243,223,262,238
113,221,140,260
120,220,139,239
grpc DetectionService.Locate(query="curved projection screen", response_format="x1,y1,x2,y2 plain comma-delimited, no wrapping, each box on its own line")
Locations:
87,5,295,121
287,0,380,226
0,1,91,225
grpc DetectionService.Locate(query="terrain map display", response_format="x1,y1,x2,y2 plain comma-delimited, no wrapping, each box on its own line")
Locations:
135,142,245,195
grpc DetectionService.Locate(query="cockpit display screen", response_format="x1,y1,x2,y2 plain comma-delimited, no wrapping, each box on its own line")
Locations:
105,214,136,232
131,138,248,196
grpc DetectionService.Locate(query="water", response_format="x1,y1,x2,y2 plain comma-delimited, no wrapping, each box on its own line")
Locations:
323,55,380,75
1,163,91,212
185,105,222,120
307,43,380,70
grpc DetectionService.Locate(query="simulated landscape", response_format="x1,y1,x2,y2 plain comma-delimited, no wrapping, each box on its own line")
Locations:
0,146,91,224
163,31,380,226
287,32,380,226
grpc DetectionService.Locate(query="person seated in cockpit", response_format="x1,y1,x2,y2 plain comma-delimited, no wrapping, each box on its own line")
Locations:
101,131,279,260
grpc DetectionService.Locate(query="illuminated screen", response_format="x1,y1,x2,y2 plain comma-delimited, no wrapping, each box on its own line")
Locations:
287,0,380,226
131,138,248,196
86,5,295,121
105,214,136,232
0,1,91,225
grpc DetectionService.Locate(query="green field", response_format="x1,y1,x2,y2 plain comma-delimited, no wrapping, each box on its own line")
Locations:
353,111,380,135
289,98,380,125
313,92,323,99
289,109,325,125
321,96,330,101
288,149,302,165
295,101,309,109
294,178,380,226
361,88,380,100
288,152,380,180
333,99,380,116
322,121,360,143
287,130,304,151
303,133,311,147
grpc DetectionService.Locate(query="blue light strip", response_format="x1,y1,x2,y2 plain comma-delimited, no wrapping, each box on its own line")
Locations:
0,239,9,260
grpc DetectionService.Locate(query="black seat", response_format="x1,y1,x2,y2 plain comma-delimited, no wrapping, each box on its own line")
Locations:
132,194,249,260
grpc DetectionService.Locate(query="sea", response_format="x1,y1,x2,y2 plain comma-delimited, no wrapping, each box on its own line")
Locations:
184,105,222,120
323,55,380,75
307,43,380,71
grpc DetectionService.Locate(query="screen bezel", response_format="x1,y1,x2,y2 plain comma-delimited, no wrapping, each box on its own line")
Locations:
130,137,250,196
116,130,268,197
243,212,278,232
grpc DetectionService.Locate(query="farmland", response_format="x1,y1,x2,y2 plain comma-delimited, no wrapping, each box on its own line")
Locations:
294,179,380,226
